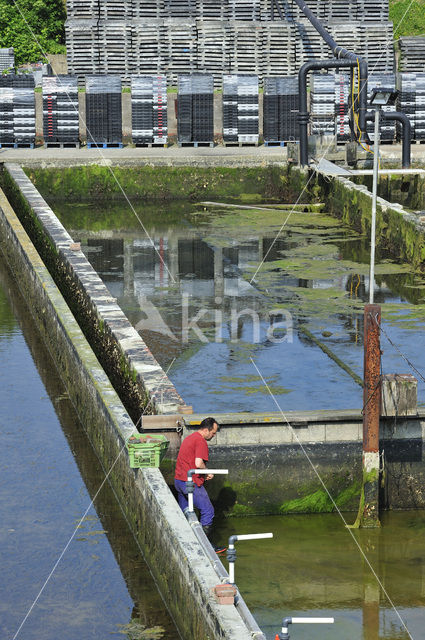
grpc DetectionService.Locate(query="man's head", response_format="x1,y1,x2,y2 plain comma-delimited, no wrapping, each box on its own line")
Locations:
198,416,219,441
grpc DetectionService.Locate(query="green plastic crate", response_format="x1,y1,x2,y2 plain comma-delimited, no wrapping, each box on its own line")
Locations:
126,433,169,469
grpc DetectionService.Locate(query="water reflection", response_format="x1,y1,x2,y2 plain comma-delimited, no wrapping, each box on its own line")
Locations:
0,254,178,640
52,201,425,413
219,512,425,640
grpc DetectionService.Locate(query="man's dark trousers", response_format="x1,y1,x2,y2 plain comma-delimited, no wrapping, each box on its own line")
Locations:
174,478,214,526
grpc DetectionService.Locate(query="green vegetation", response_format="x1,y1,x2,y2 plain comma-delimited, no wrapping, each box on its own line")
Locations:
0,0,66,66
390,0,425,37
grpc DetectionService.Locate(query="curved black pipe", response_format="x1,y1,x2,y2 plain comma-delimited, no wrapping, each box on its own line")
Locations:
364,111,411,168
299,59,357,166
292,0,368,135
293,0,369,165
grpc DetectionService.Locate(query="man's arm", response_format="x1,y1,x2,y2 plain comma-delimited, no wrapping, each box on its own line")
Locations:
195,457,213,481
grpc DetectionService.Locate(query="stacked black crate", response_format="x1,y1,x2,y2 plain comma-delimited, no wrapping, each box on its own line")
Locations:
310,73,335,136
366,73,396,142
263,76,299,143
397,73,425,142
42,76,79,145
85,75,122,145
13,75,36,146
223,74,258,144
0,77,14,145
177,74,213,143
398,37,425,73
131,75,168,145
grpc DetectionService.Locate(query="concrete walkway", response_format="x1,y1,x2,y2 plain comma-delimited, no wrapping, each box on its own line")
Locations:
0,142,424,168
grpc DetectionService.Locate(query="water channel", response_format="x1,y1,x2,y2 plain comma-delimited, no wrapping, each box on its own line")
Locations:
223,511,425,640
51,198,425,413
0,254,178,640
4,188,425,640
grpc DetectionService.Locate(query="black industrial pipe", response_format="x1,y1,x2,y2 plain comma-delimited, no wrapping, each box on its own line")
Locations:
364,111,411,168
299,59,357,166
293,0,369,165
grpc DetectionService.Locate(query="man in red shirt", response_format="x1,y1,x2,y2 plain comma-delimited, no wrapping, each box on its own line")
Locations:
175,417,225,551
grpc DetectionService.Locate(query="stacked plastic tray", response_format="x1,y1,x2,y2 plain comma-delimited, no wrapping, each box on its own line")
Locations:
131,75,168,144
334,73,350,142
263,76,299,142
223,74,258,144
310,73,335,136
398,37,425,73
0,75,35,146
65,0,396,81
177,73,213,143
397,73,425,142
366,73,396,142
42,75,79,144
0,48,14,73
85,75,122,144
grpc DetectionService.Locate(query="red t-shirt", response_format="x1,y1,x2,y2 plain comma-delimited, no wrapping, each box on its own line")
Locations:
175,432,209,487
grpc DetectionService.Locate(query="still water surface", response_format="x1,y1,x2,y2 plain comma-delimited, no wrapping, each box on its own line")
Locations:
222,511,425,640
52,199,425,413
0,255,178,640
1,217,425,639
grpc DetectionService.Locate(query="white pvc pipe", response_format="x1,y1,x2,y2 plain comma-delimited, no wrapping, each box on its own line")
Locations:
228,562,235,583
186,469,228,512
235,533,273,541
290,618,334,624
187,469,229,478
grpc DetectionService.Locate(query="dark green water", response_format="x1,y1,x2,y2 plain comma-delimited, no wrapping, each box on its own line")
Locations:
220,512,425,640
51,199,425,414
0,254,178,640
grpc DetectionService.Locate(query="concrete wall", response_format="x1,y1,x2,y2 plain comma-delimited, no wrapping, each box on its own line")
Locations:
175,410,425,514
0,183,257,640
1,163,185,419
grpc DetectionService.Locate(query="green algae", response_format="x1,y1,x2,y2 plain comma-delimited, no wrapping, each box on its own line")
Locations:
115,620,165,639
279,481,361,515
25,165,314,205
215,374,291,397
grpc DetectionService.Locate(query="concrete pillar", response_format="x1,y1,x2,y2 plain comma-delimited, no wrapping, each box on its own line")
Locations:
168,232,180,285
79,92,86,141
168,94,177,137
214,247,224,300
122,91,132,143
123,240,134,298
35,91,43,141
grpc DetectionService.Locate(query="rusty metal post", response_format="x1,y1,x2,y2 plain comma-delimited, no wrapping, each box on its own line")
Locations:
353,303,381,528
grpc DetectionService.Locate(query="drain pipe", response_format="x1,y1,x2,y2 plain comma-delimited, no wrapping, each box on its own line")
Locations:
276,617,335,639
183,511,267,640
186,468,229,512
293,0,369,165
227,533,273,584
364,112,411,168
299,58,357,166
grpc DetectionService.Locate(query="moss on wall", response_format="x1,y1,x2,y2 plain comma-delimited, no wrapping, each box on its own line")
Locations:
25,165,313,205
321,174,425,271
